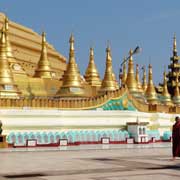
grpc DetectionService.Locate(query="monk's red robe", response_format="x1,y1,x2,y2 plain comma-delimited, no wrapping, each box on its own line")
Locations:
172,121,180,157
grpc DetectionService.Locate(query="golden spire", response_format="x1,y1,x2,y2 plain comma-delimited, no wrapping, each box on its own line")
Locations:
142,65,147,91
34,32,53,78
173,33,177,56
145,64,158,104
84,47,101,87
126,49,137,93
173,73,180,105
161,71,172,105
121,57,127,86
0,27,20,97
56,34,85,97
4,16,16,64
135,64,143,93
100,45,118,92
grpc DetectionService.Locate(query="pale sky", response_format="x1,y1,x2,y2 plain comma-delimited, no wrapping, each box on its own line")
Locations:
1,0,180,85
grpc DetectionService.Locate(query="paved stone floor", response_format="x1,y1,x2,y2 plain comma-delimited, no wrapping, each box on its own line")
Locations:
0,143,180,180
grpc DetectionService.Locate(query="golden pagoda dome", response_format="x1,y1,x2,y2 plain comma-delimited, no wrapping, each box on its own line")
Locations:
142,65,147,92
0,26,20,98
145,64,158,104
56,34,85,97
173,73,180,105
135,64,143,93
100,45,118,92
34,32,54,78
161,71,172,105
126,49,138,93
84,47,101,87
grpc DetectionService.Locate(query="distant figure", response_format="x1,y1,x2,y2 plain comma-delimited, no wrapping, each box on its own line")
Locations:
172,116,180,160
0,120,2,135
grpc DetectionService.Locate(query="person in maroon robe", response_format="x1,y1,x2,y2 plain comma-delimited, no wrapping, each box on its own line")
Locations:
172,116,180,160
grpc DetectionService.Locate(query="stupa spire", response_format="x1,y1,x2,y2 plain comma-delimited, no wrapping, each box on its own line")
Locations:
84,47,101,87
135,64,143,93
34,32,53,78
145,64,158,104
126,49,137,93
4,16,16,63
121,57,127,86
161,70,171,105
100,45,118,92
0,27,20,97
56,34,85,97
142,65,147,91
173,33,177,56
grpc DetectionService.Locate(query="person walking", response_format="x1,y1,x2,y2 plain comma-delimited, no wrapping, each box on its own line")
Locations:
172,116,180,160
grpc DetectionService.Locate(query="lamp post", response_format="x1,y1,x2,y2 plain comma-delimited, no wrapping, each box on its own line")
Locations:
119,46,141,87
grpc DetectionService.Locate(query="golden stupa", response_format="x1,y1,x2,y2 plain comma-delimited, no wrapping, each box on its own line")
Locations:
84,47,101,87
0,26,20,98
145,64,158,104
126,49,138,93
100,45,118,92
34,32,54,78
56,34,86,97
142,66,147,91
161,71,172,105
135,64,143,93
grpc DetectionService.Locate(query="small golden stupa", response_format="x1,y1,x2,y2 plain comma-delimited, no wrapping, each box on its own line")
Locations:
34,32,54,78
0,27,20,98
56,34,85,97
145,64,158,104
161,71,172,105
100,45,118,92
135,64,143,93
126,49,138,93
142,66,147,91
84,47,101,87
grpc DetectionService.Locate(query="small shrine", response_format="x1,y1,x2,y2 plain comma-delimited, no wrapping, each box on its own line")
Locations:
127,118,149,143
